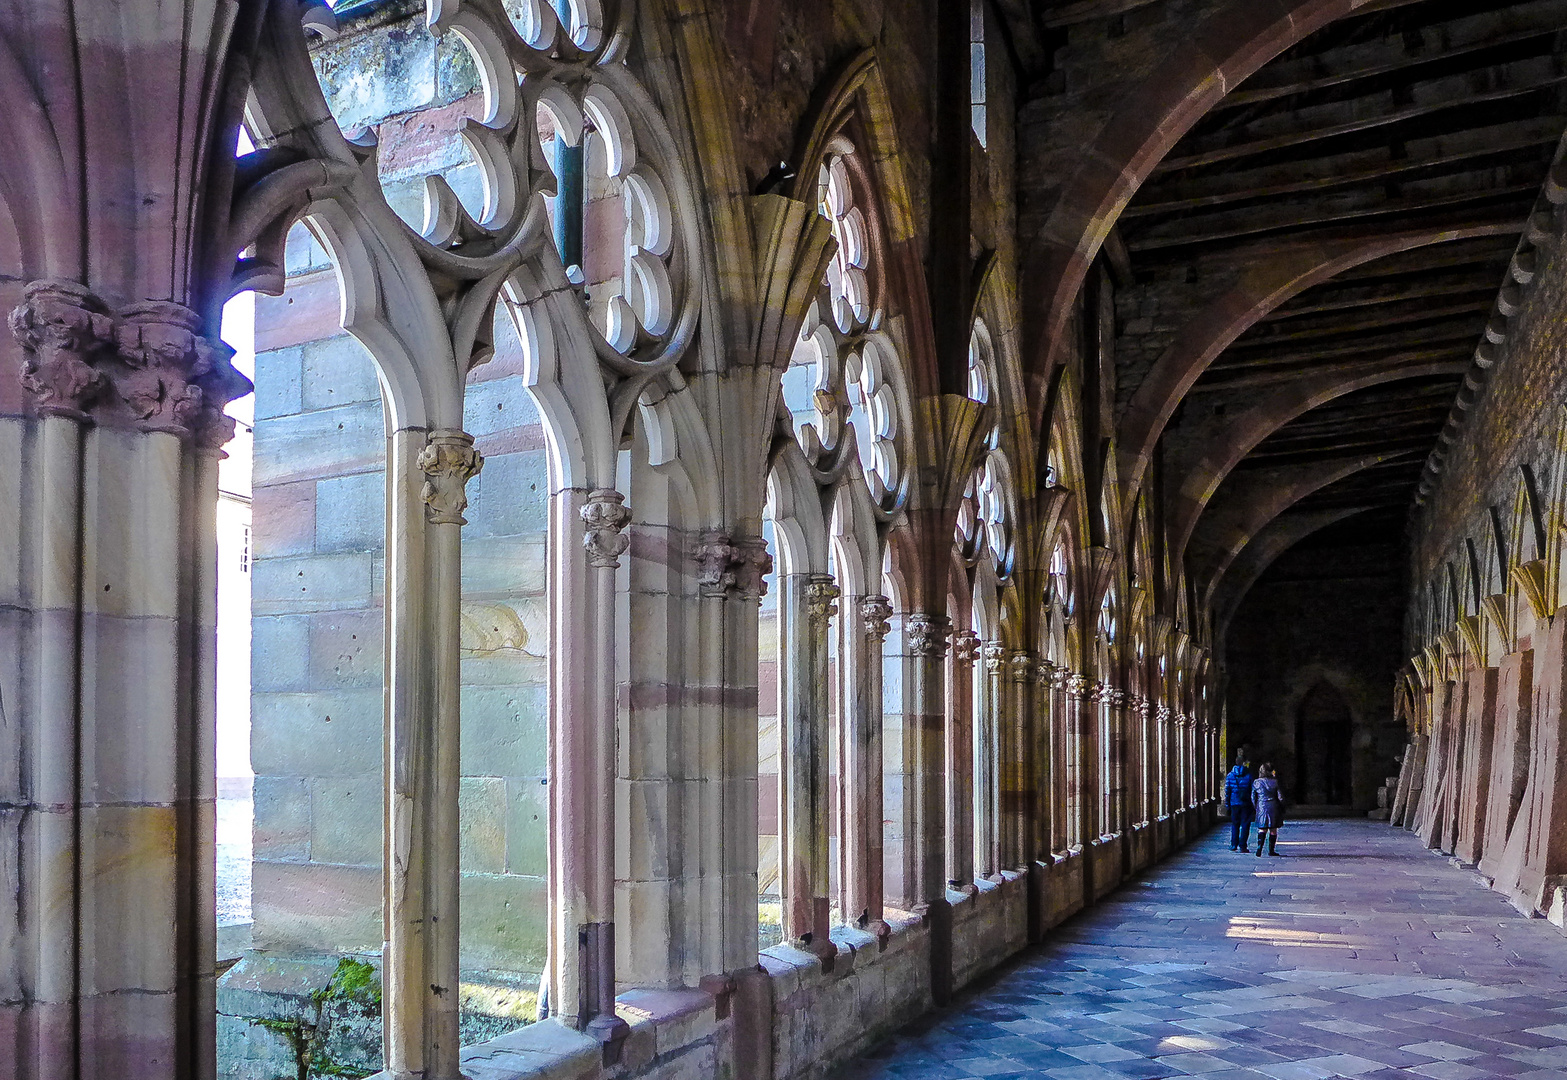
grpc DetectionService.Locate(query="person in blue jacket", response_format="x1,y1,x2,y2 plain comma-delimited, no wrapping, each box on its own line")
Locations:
1252,763,1286,857
1223,755,1254,852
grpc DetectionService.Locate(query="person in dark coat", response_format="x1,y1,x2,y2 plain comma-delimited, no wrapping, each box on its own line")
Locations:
1223,755,1254,851
1252,763,1285,857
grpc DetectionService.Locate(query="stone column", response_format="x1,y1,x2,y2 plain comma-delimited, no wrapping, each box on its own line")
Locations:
945,630,979,888
976,642,1005,875
1033,661,1057,863
1048,665,1070,855
1180,715,1195,809
383,429,482,1080
780,573,838,961
1003,651,1036,868
844,595,893,931
1108,689,1128,836
722,537,773,970
1065,673,1089,849
3,284,249,1078
1086,682,1109,843
547,487,632,1055
1155,703,1172,818
1134,696,1152,826
901,613,952,1001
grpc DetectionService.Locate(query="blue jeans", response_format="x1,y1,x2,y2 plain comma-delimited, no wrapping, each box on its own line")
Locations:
1229,804,1253,849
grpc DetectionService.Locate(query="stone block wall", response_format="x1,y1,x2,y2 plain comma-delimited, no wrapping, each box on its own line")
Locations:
1395,164,1567,926
250,252,389,956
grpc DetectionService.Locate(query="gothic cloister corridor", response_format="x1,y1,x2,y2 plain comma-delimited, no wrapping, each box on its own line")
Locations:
12,1,1567,1077
840,820,1567,1080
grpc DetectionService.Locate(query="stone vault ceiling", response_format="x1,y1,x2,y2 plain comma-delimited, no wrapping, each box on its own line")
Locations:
1027,0,1567,609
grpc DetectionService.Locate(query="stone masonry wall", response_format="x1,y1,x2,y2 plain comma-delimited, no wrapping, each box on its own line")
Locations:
1409,225,1567,598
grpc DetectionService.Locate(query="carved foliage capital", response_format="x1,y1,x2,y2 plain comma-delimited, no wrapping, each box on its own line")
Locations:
418,429,484,525
906,613,951,659
694,531,737,596
9,281,113,416
9,281,251,446
733,537,773,600
581,488,632,567
862,595,895,642
692,532,772,599
1008,650,1035,684
982,641,1006,673
116,302,248,446
950,628,980,664
806,576,840,630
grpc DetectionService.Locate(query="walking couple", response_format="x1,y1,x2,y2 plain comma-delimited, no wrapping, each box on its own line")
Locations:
1223,754,1286,856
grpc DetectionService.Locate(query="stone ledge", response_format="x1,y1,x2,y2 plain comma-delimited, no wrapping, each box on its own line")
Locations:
365,1019,601,1080
344,815,1226,1080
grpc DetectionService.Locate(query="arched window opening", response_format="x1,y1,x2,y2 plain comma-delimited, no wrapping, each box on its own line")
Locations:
1296,681,1353,807
454,304,554,986
757,508,784,947
215,290,255,938
967,320,992,403
223,220,396,1073
970,0,987,148
1049,542,1073,617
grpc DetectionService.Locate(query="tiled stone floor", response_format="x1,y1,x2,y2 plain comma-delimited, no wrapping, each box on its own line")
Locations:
840,819,1567,1079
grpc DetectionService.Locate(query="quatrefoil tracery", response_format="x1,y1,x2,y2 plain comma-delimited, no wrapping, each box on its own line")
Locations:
264,0,695,383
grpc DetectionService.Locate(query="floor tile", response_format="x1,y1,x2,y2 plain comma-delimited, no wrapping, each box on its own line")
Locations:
829,821,1567,1080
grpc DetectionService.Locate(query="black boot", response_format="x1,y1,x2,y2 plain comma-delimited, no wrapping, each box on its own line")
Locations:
1268,833,1281,856
1255,834,1264,856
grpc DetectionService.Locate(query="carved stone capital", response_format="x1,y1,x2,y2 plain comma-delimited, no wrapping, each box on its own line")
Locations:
906,613,951,659
861,595,895,642
1155,703,1172,722
9,282,251,446
1008,650,1035,684
733,537,773,600
1108,689,1127,709
1035,659,1056,685
116,301,247,445
1064,672,1088,696
982,641,1006,673
418,429,484,524
9,280,113,417
694,531,737,596
950,628,980,664
581,488,632,567
806,576,840,630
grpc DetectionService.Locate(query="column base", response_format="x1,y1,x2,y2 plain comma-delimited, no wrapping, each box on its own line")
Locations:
586,1012,631,1065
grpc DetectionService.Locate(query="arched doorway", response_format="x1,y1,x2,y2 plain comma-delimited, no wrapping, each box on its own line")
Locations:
1296,681,1353,805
